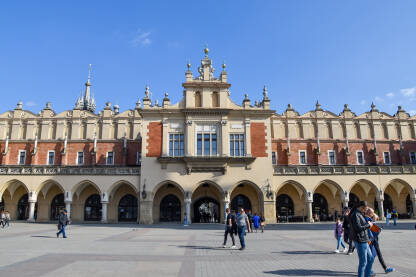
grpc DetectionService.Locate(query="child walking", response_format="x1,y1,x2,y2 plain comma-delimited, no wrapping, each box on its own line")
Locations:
334,217,347,253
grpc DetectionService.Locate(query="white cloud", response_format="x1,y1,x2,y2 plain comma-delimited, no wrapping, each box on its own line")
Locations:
25,101,36,107
131,29,152,47
374,96,384,102
400,87,415,97
386,92,394,98
360,100,366,105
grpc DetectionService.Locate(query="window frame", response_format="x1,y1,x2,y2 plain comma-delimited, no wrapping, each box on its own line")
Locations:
76,151,84,165
47,150,55,165
106,151,114,165
168,133,184,157
195,125,217,157
328,150,336,165
383,151,391,165
229,133,245,157
356,150,365,165
18,150,26,165
271,151,277,165
409,152,416,165
298,150,307,165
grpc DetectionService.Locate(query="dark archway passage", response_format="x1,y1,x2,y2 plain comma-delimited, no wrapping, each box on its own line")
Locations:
312,193,328,221
17,194,37,220
118,194,138,222
84,194,102,221
276,194,294,218
0,197,4,212
193,197,219,223
160,194,181,222
374,193,393,217
50,193,65,220
231,194,252,213
406,195,413,218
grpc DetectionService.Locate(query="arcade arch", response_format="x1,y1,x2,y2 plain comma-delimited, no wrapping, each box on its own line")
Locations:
191,181,223,223
107,181,138,223
35,180,65,222
312,180,343,221
152,181,184,223
230,181,262,215
276,181,307,222
0,180,29,220
71,181,101,222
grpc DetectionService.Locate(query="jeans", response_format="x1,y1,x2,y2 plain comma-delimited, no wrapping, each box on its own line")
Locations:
336,236,346,250
57,225,67,238
223,227,235,246
393,218,397,226
372,239,387,270
237,226,246,248
355,241,375,277
386,218,390,226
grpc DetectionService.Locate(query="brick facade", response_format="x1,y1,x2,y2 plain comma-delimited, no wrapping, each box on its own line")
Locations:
146,122,163,157
251,123,267,157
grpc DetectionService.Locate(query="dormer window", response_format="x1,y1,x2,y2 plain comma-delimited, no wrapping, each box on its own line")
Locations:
212,91,219,107
195,91,202,107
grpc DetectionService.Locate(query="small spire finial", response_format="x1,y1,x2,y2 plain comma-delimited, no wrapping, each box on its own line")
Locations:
222,61,226,71
187,60,191,70
204,44,209,57
145,85,150,98
87,64,92,85
371,102,376,111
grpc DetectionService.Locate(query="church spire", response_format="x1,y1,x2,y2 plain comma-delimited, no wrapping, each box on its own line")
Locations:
74,64,96,112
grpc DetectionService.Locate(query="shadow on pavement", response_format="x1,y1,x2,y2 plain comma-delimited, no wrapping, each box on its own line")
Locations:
31,235,56,238
176,245,228,250
274,250,333,255
264,269,356,276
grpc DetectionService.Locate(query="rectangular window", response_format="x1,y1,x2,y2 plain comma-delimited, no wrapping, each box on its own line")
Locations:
230,134,245,157
299,151,306,165
196,125,217,156
47,151,55,165
410,152,416,164
328,150,336,165
106,151,114,165
136,152,142,165
272,152,277,165
77,152,84,165
356,151,364,165
169,134,184,157
383,152,391,165
18,150,26,165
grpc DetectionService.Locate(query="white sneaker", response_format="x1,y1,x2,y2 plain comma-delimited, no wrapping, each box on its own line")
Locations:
231,245,236,249
222,245,227,248
334,249,340,253
343,248,348,253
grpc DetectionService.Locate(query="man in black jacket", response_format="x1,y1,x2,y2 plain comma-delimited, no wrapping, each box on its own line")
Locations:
350,201,374,277
342,207,355,254
56,209,69,238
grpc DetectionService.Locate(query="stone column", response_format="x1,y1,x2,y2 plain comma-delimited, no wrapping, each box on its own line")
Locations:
101,201,108,223
137,195,141,223
306,201,313,223
139,200,153,224
185,120,193,156
185,198,191,225
244,119,251,156
162,119,168,156
377,199,385,221
27,200,36,222
65,201,72,219
221,119,228,156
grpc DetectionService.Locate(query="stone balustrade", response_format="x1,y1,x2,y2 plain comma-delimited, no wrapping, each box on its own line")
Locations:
0,165,141,175
274,164,416,175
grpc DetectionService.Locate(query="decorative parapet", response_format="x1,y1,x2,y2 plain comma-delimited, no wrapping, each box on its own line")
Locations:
0,166,141,176
274,165,416,175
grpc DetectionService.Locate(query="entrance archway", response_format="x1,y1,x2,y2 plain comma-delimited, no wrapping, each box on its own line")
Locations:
406,195,413,217
50,193,65,220
160,194,181,222
312,193,328,221
193,197,219,223
348,193,360,208
84,194,102,221
276,194,294,222
231,194,252,212
118,194,138,222
17,194,37,220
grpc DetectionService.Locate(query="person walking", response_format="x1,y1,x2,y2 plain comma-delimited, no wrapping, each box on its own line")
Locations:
350,201,374,277
252,213,260,233
385,210,391,227
222,208,236,249
247,210,253,233
391,208,398,226
236,207,251,250
5,211,10,227
260,214,265,233
1,211,5,228
334,217,347,253
365,208,395,274
342,207,355,255
56,209,69,238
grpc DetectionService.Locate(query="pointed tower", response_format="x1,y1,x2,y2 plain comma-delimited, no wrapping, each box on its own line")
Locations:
75,64,96,113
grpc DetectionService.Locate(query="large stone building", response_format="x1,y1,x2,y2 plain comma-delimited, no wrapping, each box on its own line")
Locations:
0,49,415,224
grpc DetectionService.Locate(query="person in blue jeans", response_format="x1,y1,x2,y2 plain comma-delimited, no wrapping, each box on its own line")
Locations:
56,209,69,238
334,217,347,253
236,208,251,250
350,201,374,277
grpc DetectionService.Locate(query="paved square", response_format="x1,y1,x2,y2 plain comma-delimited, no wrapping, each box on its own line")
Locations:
0,221,415,277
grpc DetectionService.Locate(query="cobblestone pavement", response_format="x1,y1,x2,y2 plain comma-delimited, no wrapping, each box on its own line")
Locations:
0,221,415,277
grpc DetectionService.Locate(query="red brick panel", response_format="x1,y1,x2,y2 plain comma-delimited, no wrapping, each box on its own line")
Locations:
146,122,162,157
251,123,267,157
127,141,141,165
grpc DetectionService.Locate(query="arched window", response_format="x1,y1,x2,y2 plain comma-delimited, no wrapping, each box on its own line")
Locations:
160,194,181,222
84,194,102,221
348,193,360,208
195,91,202,107
276,194,294,218
212,92,219,107
118,194,138,222
50,193,65,220
231,194,252,213
193,197,219,223
312,193,328,221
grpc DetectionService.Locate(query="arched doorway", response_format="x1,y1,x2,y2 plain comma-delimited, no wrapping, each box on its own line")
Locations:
84,194,102,221
231,194,252,212
348,193,360,208
118,194,138,222
406,195,413,218
50,193,65,220
0,197,4,212
193,197,219,223
313,193,328,221
160,194,181,222
276,194,294,222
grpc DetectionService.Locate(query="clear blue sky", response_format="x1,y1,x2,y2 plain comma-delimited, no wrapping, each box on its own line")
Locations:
1,1,416,116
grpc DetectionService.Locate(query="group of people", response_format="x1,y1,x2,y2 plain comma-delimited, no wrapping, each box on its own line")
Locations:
222,208,265,250
1,210,11,228
385,209,399,227
334,201,395,277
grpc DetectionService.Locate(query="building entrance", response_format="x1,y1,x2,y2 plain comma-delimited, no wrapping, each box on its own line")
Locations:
17,194,37,220
231,194,252,213
312,193,328,221
84,194,102,221
160,194,181,222
193,197,219,223
50,193,65,220
118,194,138,222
